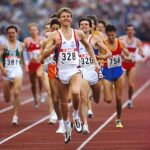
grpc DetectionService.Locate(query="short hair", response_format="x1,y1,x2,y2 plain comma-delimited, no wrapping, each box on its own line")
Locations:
6,25,18,33
51,13,58,18
105,24,116,33
87,15,98,27
57,7,72,18
98,20,106,28
125,24,135,30
28,22,38,30
79,18,92,28
50,18,61,27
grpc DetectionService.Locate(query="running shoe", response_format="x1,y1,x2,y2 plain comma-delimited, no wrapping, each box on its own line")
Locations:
64,122,73,143
127,101,133,109
48,111,57,124
82,124,90,134
73,113,83,133
87,109,93,119
12,116,18,125
56,121,66,134
115,120,124,128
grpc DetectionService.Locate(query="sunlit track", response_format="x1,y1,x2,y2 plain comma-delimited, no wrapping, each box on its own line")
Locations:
0,84,30,100
0,78,149,146
0,92,47,114
76,78,150,150
0,116,49,145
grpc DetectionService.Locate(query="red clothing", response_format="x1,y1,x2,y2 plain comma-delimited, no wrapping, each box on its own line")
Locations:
27,38,42,73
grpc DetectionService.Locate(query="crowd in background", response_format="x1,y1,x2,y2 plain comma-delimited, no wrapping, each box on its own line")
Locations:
0,0,150,41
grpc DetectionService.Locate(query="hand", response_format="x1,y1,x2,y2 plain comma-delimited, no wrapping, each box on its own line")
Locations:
1,68,8,77
95,63,100,74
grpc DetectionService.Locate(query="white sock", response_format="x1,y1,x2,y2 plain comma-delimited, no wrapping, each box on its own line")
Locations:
64,119,70,129
128,99,132,103
73,110,79,119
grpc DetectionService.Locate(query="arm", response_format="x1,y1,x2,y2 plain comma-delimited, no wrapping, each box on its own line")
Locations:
95,36,112,59
0,44,7,76
20,43,25,66
137,39,145,57
120,40,132,62
43,32,60,58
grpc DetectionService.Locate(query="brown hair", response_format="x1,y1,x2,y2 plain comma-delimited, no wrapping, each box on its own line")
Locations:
57,7,72,18
27,22,38,30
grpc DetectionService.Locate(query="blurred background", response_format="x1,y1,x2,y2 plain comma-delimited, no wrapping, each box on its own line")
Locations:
0,0,150,42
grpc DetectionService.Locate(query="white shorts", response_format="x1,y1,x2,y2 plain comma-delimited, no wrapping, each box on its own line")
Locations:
3,68,23,81
57,66,81,84
82,67,99,85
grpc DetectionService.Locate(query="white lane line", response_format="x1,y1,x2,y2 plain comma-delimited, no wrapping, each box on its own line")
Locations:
0,116,49,145
0,84,30,100
76,78,150,150
0,97,33,114
0,92,47,114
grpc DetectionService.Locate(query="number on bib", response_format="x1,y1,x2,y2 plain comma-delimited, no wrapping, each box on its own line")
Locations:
60,51,78,64
107,55,121,68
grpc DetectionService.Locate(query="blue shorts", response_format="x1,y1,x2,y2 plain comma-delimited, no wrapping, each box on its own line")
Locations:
102,66,123,82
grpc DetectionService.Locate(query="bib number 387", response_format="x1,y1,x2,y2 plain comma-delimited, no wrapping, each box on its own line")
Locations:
107,55,121,68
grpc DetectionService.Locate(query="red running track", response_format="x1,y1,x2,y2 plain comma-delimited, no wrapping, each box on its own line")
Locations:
0,61,150,150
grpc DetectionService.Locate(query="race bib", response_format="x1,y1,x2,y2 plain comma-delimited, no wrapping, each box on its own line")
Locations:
60,51,79,64
5,57,20,68
28,50,40,60
79,54,93,66
107,55,121,68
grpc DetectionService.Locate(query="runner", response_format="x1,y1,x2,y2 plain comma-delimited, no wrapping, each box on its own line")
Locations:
40,21,58,124
78,17,112,134
44,7,100,143
0,25,25,125
120,24,145,108
101,24,131,128
41,18,66,133
24,23,44,108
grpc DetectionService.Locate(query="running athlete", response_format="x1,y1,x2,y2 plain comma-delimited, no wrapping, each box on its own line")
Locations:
0,25,25,125
44,7,100,143
24,23,44,108
87,15,106,41
79,18,111,134
120,24,145,108
79,18,112,134
41,18,65,133
40,21,58,124
97,20,107,39
102,25,131,128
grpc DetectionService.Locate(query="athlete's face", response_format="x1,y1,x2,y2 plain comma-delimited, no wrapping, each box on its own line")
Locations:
51,24,60,32
79,21,91,33
59,12,72,26
29,26,39,37
98,23,105,33
44,25,50,33
7,28,17,41
126,26,135,37
106,31,116,42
